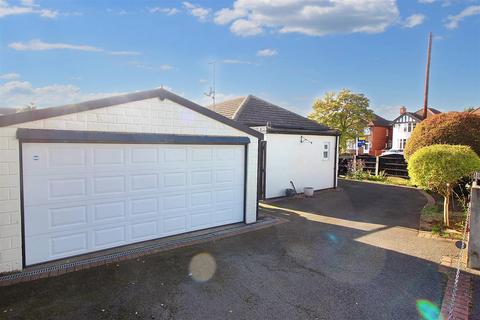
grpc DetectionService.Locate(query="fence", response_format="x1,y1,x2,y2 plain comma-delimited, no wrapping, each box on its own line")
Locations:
338,154,409,178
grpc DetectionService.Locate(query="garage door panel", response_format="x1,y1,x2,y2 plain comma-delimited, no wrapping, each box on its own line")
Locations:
131,174,158,191
23,143,245,265
164,172,187,188
94,226,126,247
92,147,125,166
131,197,158,216
130,220,158,240
93,201,126,222
131,147,158,164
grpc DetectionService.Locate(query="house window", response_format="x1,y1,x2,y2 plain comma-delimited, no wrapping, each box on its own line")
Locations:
399,139,407,149
323,142,330,160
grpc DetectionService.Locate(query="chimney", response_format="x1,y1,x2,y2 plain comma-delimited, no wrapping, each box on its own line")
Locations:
400,106,407,115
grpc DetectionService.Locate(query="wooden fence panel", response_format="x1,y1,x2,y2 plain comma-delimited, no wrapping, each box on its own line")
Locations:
339,154,409,178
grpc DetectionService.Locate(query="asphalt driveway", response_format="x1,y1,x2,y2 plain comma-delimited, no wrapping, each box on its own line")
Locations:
0,180,457,320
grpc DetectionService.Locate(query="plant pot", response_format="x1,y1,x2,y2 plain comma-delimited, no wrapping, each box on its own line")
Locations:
304,187,314,197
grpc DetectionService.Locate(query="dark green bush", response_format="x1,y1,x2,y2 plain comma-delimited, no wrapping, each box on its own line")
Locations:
404,112,480,161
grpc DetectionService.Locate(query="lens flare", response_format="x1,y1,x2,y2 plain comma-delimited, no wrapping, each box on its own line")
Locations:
416,299,443,320
326,232,338,243
188,252,216,282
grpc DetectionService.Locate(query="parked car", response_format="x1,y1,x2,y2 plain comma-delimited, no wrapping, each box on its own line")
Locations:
381,149,404,156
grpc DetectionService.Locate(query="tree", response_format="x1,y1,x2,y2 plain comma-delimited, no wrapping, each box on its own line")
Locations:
408,144,480,227
308,89,373,151
17,102,37,112
404,112,480,160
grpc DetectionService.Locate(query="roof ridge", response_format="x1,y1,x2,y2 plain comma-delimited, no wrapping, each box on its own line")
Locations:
232,95,251,120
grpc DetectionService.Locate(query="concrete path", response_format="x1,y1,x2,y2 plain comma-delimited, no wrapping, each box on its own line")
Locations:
0,180,457,319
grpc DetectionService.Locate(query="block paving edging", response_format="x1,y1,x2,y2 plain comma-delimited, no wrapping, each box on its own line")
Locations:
439,258,473,320
0,215,286,287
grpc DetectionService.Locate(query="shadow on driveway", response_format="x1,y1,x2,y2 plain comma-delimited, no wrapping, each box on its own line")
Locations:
0,180,457,320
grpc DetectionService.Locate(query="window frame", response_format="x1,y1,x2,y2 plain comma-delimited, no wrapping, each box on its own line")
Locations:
322,142,330,160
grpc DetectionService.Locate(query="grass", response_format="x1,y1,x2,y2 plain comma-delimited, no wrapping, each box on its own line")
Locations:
341,174,414,187
420,203,466,239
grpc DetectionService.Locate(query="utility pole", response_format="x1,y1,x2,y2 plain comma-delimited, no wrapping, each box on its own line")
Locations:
423,32,432,120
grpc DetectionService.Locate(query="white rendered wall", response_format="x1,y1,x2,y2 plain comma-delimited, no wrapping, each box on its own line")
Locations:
392,123,412,149
0,97,258,272
264,133,337,198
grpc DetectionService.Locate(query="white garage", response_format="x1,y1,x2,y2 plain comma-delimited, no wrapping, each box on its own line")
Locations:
0,88,262,271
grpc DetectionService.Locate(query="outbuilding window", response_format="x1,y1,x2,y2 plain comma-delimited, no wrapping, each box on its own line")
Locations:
323,142,330,160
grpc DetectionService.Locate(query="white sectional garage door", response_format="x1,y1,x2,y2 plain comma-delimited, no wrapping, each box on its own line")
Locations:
22,143,245,265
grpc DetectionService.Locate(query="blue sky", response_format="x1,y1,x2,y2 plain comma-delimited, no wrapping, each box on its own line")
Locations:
0,0,479,119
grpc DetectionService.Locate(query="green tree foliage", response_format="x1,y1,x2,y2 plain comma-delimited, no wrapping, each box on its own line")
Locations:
408,145,480,227
308,89,373,151
404,112,480,161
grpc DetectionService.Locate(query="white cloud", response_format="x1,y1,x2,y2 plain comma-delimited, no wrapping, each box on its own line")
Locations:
418,0,436,3
230,19,263,36
182,2,210,22
0,0,57,18
108,50,141,56
199,79,208,84
20,0,36,6
0,73,20,80
9,39,141,56
106,8,128,16
127,61,174,71
149,7,180,15
403,14,426,28
445,5,480,29
214,7,246,25
9,39,102,52
220,59,252,65
257,48,277,57
160,64,174,70
0,80,120,109
214,0,400,37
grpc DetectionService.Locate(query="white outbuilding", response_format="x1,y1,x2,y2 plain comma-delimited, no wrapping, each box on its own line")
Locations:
209,95,339,199
0,88,262,272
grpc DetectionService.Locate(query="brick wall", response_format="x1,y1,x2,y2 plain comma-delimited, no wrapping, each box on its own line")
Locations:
0,97,258,273
369,126,389,156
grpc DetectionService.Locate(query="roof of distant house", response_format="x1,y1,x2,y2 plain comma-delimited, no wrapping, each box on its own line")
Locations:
208,95,338,135
0,107,17,115
414,107,442,119
369,114,391,127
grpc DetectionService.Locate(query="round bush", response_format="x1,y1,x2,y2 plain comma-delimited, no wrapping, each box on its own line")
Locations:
404,112,480,161
408,144,480,194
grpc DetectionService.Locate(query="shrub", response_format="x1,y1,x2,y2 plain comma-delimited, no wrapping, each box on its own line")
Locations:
408,144,480,227
346,159,369,180
404,112,480,161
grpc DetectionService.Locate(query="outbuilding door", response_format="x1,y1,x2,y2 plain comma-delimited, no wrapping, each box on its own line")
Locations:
22,142,245,265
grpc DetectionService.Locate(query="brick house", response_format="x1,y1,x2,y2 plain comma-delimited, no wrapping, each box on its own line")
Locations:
347,114,392,156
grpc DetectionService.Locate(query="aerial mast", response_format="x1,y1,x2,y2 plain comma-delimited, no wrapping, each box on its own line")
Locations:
204,61,216,107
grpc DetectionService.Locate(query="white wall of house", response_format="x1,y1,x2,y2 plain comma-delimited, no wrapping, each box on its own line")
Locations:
391,115,417,150
0,97,259,273
264,133,337,199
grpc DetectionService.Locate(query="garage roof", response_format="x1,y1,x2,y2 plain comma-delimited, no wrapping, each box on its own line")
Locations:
0,88,263,140
208,95,339,136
